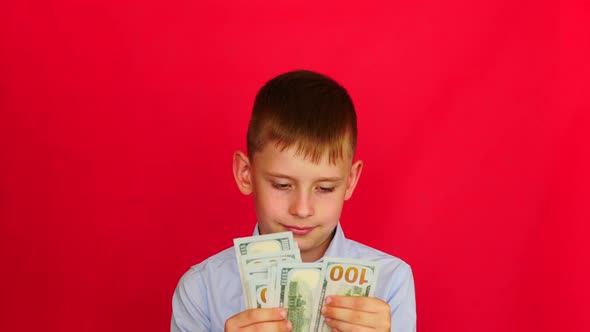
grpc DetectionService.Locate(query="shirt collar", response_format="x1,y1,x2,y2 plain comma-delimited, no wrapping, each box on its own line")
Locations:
251,223,346,262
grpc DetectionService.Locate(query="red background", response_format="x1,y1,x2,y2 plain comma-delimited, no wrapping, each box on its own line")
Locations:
1,1,589,331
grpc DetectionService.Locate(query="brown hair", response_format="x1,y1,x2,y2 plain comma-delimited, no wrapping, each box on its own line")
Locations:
247,70,357,164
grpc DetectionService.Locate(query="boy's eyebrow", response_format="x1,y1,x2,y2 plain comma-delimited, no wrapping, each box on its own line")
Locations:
263,171,343,182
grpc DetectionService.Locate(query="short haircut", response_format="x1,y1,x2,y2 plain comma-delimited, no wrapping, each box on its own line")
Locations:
247,70,357,164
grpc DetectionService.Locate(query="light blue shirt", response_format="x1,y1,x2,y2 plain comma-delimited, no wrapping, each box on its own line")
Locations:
171,224,416,331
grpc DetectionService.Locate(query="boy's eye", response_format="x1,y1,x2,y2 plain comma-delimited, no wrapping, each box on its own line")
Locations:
318,186,335,193
272,183,291,190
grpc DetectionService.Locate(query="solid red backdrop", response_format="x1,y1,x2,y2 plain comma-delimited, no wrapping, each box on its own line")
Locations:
1,1,588,331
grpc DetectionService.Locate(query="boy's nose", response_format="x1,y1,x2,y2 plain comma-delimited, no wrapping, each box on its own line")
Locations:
289,190,314,218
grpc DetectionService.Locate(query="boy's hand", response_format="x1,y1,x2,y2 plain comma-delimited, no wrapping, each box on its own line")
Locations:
225,308,292,332
321,296,391,332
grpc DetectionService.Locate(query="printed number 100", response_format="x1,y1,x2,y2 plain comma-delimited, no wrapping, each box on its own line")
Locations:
329,265,369,285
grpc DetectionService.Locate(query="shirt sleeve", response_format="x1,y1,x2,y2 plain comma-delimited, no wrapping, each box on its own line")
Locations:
171,267,211,332
388,263,417,332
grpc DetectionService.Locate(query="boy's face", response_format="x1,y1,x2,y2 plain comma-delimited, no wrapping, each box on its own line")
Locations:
233,142,363,262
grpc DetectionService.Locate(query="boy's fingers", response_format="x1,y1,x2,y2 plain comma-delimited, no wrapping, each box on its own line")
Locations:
226,308,288,330
322,306,374,328
240,320,293,332
325,295,388,313
240,308,287,326
324,317,372,332
323,297,391,330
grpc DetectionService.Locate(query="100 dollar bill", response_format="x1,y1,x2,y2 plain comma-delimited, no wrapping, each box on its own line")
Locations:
311,257,380,332
274,263,323,332
233,231,296,257
248,277,274,309
246,265,277,309
233,232,297,307
241,250,301,268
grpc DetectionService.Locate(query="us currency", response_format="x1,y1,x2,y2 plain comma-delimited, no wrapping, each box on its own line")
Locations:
311,257,380,332
233,231,296,257
245,264,277,308
274,263,323,332
244,262,276,280
233,231,297,306
242,250,301,307
248,278,273,308
240,249,301,268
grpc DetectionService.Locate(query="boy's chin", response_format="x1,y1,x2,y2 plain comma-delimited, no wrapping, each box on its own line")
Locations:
293,236,319,250
293,237,311,251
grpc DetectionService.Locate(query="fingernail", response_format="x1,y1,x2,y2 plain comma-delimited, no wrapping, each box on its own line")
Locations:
325,296,332,304
321,306,327,314
325,317,332,323
279,309,287,319
286,320,293,331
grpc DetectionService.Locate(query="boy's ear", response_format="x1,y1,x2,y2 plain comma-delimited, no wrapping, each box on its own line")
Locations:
233,150,253,195
344,159,363,200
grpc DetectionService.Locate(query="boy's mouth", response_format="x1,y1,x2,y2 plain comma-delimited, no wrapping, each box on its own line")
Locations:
282,224,315,236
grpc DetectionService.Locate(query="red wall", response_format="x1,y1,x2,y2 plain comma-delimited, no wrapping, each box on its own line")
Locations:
1,1,588,331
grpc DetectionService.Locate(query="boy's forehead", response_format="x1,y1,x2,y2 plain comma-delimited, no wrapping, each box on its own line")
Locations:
251,143,352,175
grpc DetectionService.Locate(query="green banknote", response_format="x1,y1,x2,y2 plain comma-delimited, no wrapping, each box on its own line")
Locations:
275,263,323,332
311,257,380,332
233,231,296,307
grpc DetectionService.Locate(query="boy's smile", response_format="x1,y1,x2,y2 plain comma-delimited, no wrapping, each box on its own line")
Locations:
282,225,314,236
233,142,363,262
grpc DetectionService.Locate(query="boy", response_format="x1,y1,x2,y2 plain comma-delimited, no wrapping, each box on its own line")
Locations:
171,70,416,331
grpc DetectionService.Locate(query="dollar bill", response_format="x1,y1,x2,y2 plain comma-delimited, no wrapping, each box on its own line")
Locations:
248,278,273,309
311,257,380,332
233,231,296,306
244,262,275,280
246,265,277,309
241,250,301,307
233,231,296,257
240,249,301,268
274,263,323,332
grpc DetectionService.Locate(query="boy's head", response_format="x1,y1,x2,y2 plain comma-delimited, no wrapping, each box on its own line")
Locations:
247,70,357,164
233,70,363,262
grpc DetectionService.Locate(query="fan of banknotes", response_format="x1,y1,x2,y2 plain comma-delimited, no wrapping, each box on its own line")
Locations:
234,231,380,332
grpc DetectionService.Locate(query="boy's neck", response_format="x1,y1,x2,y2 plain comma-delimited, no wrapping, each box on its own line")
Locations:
301,251,324,263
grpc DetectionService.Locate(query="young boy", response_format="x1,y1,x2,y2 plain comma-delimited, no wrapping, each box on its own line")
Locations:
171,70,416,331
